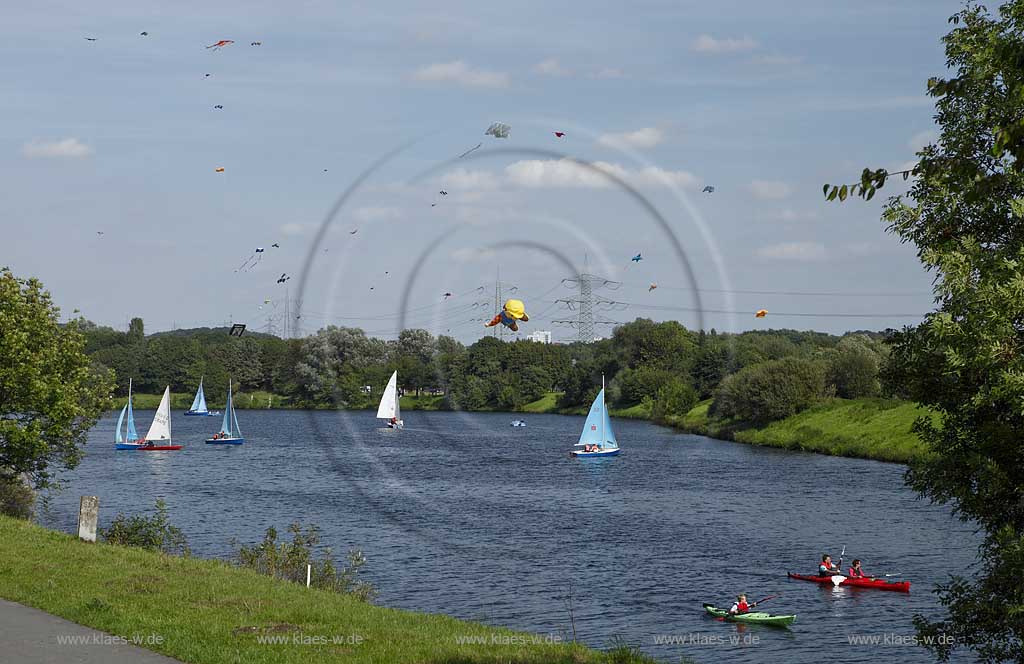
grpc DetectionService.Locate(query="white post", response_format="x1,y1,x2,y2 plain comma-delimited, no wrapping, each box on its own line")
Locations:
78,496,99,542
306,564,311,588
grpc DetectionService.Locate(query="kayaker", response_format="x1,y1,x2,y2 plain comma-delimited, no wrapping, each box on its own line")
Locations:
849,559,867,578
728,594,751,615
818,554,841,577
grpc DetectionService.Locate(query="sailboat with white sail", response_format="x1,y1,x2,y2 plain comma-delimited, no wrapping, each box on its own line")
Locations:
139,386,182,451
570,375,620,458
114,378,144,450
184,377,220,416
376,370,403,429
206,379,244,445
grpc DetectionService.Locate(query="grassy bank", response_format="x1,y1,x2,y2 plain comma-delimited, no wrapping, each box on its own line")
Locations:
670,398,931,464
130,391,292,410
0,515,654,664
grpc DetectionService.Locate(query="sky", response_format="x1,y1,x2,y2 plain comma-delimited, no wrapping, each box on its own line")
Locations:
2,0,963,343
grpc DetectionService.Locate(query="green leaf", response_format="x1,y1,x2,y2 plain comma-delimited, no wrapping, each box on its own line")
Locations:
827,187,838,201
839,184,848,201
822,183,830,197
865,187,876,201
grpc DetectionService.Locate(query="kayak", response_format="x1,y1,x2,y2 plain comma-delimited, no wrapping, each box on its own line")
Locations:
703,604,796,627
787,572,910,592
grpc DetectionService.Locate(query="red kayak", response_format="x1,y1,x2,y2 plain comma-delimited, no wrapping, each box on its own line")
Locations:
788,572,910,592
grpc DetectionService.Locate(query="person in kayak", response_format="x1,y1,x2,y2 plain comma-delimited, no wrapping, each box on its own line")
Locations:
849,559,867,577
818,554,841,577
728,594,751,615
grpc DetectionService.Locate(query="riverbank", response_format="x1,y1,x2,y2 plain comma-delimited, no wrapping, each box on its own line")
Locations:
0,515,654,664
668,397,931,464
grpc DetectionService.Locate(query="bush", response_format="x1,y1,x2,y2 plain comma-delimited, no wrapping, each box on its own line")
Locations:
711,356,830,423
236,522,376,601
100,499,190,555
0,472,34,519
651,379,698,424
614,366,676,406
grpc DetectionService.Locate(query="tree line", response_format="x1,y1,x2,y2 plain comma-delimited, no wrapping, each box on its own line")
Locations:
82,316,892,424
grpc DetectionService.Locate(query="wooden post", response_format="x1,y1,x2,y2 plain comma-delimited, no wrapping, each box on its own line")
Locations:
78,496,99,542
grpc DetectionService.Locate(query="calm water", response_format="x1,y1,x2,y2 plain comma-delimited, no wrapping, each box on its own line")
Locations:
44,409,977,663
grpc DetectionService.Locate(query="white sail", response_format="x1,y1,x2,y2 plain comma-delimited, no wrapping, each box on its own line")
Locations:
376,371,399,420
145,386,172,441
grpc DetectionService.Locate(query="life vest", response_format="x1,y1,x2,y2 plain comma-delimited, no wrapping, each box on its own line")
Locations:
818,563,833,576
849,567,864,577
730,601,749,614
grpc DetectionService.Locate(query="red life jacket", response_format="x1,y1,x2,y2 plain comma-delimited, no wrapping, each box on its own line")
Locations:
849,567,864,577
731,601,749,614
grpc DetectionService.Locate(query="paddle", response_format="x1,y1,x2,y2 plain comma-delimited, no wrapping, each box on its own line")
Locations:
750,594,779,609
831,545,847,587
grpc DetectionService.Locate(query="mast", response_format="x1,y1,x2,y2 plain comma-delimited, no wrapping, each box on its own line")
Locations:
601,373,605,449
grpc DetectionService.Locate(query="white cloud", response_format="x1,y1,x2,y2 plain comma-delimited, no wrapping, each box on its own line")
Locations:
438,167,500,190
774,208,819,222
534,58,571,77
909,130,938,153
749,179,793,200
592,67,624,79
353,206,402,222
451,247,497,263
597,127,665,149
412,60,509,88
22,137,93,158
752,54,802,66
505,159,698,190
691,34,758,54
756,241,828,261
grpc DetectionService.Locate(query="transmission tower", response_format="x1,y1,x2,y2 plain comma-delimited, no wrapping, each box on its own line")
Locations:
486,266,519,340
553,258,626,342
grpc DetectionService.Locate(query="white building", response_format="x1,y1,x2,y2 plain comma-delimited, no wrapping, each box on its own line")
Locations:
527,330,552,344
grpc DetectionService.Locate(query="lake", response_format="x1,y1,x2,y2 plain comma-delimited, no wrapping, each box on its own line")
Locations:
43,409,978,663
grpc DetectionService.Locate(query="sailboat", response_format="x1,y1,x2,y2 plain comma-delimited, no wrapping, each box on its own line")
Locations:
570,375,620,458
138,386,182,451
206,379,244,445
376,370,403,429
114,378,145,450
184,377,220,416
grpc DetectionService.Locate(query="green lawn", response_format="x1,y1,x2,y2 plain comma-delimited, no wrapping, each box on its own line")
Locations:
0,516,655,664
129,391,292,410
674,398,932,464
398,394,446,411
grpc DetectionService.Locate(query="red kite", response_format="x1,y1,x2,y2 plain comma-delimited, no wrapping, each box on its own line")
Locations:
206,40,234,50
554,132,565,138
755,309,768,318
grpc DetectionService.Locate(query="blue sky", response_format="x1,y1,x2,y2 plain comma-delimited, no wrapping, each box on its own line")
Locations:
2,0,962,342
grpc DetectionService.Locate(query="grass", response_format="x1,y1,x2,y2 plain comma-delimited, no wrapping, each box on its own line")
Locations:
129,391,292,410
398,394,446,411
519,392,561,414
0,515,656,664
673,398,933,464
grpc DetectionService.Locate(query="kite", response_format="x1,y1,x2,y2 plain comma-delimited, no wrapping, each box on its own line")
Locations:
206,40,234,50
349,229,358,235
648,283,657,292
96,231,104,237
263,298,272,304
458,143,482,158
237,247,265,271
631,253,642,262
140,32,148,36
755,309,768,318
702,185,715,193
214,105,223,109
215,167,225,172
484,299,529,332
271,243,280,248
250,41,262,46
432,190,449,207
229,323,246,337
485,122,511,139
276,273,290,284
204,73,212,77
323,169,328,172
443,292,453,299
84,37,98,41
554,132,565,138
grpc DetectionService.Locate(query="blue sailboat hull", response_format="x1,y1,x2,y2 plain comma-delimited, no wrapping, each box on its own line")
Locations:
205,437,244,445
115,443,144,450
184,411,219,417
571,448,620,458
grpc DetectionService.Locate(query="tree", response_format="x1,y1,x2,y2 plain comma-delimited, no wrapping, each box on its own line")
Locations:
711,357,829,423
827,5,1024,659
127,317,144,343
825,335,885,399
0,269,113,494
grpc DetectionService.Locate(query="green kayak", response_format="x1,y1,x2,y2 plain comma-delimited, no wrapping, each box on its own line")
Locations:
703,604,796,627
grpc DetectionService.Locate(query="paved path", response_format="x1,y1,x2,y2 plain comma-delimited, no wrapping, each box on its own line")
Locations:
0,598,182,663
